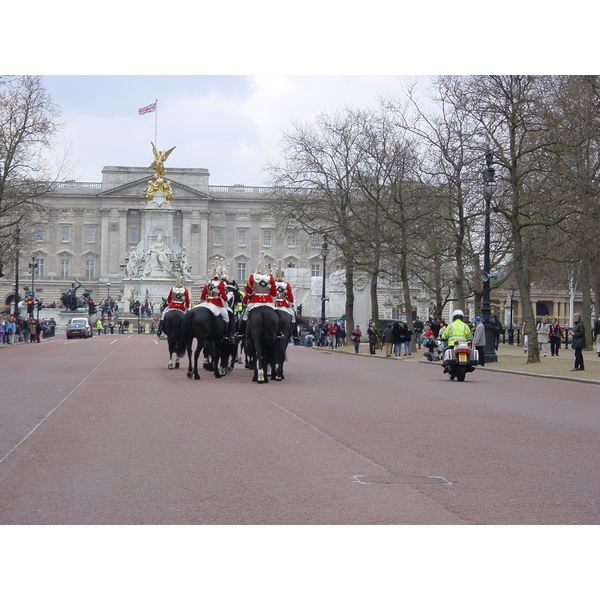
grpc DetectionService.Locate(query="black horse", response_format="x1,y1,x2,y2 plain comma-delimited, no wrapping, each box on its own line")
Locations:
273,309,294,381
162,306,187,370
178,305,227,380
245,305,279,383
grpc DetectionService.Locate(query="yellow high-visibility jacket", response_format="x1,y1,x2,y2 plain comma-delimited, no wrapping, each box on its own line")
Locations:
441,319,472,345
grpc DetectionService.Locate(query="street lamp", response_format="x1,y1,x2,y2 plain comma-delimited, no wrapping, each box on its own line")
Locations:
481,152,498,363
28,256,38,317
13,227,20,317
508,285,515,345
320,238,329,324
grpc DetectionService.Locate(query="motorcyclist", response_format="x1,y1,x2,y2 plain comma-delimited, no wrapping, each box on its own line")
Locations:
441,309,472,373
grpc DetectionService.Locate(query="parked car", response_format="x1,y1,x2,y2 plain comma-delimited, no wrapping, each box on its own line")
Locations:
66,317,92,339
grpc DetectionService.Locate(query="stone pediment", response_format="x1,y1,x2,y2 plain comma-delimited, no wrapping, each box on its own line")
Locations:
97,177,212,200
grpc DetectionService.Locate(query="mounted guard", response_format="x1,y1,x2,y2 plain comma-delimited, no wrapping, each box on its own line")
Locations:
157,275,190,337
239,252,277,338
200,261,235,341
274,260,300,343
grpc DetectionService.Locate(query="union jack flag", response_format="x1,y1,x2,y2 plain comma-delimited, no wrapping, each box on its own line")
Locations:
138,101,157,115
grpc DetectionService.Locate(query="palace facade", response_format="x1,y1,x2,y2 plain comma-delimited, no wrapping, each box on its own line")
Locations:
0,163,584,328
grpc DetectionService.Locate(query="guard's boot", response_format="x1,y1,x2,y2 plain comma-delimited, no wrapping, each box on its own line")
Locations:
293,322,300,345
238,319,246,339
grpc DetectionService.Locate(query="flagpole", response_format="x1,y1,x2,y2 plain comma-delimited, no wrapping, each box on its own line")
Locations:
154,99,158,147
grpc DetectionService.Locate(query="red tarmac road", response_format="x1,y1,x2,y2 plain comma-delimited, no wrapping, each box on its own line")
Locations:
1,334,599,524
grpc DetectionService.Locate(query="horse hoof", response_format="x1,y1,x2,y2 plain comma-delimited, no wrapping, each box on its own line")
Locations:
275,376,282,381
175,363,180,369
187,372,193,379
168,364,174,370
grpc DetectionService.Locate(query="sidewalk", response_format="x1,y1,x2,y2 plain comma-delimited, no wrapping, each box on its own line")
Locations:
315,341,600,385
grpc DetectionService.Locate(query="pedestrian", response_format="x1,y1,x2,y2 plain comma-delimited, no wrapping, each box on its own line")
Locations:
391,321,403,356
35,319,42,343
28,319,36,343
594,315,600,357
403,325,412,355
351,324,362,354
413,316,424,350
537,317,550,357
367,322,379,355
422,323,436,361
96,317,103,335
327,322,337,348
472,316,486,366
571,313,585,371
336,324,346,347
382,322,394,357
549,318,563,356
6,317,16,344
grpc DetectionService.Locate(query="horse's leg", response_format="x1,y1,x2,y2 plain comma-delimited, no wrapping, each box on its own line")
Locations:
194,342,203,379
186,339,194,379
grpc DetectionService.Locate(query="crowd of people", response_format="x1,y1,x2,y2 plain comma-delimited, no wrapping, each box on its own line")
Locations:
0,313,57,344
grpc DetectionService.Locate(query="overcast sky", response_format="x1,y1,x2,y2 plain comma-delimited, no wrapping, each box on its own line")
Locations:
9,2,592,190
42,75,433,186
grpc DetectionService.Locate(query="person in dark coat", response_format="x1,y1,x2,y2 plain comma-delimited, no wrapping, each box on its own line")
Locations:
367,323,379,355
571,313,586,371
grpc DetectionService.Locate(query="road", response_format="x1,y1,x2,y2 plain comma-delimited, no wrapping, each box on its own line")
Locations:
1,333,599,525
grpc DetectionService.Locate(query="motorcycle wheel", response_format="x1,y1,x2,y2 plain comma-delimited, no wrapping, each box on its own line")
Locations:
457,365,467,382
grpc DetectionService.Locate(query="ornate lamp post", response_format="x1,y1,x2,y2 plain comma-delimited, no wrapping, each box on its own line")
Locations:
28,257,38,317
482,153,498,363
320,238,329,324
508,285,515,345
14,227,20,317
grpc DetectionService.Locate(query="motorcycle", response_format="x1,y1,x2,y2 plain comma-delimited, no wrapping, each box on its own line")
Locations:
442,340,479,381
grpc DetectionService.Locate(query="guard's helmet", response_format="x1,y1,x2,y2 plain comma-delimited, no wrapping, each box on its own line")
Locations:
452,309,464,320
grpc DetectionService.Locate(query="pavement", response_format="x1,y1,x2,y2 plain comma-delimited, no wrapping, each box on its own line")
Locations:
316,340,600,385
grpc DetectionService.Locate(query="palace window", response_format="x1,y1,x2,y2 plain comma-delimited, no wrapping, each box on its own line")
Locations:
237,262,247,281
311,263,321,277
86,226,95,243
213,229,222,245
238,229,247,247
60,259,70,277
85,259,95,278
61,226,70,242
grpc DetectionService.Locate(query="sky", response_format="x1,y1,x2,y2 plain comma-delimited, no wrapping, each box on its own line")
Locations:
10,2,597,191
41,75,432,186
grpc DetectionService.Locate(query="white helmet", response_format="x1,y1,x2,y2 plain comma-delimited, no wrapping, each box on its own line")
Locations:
452,309,464,320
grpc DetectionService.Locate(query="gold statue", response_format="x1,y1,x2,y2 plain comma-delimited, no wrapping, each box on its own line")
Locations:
146,142,176,202
150,142,176,179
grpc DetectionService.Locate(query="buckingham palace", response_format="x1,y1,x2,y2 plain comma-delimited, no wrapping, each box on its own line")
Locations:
1,162,369,323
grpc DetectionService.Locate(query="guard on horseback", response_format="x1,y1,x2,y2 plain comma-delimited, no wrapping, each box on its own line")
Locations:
157,275,190,336
274,260,300,343
200,261,235,341
238,252,277,338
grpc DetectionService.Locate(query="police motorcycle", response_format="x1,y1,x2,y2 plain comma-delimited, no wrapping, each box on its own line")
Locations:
442,340,479,381
441,311,479,381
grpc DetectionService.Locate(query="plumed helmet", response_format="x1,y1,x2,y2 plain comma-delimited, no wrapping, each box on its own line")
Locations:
255,251,267,274
452,309,464,320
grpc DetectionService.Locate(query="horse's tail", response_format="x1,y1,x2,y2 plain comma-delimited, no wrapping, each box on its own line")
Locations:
175,310,192,357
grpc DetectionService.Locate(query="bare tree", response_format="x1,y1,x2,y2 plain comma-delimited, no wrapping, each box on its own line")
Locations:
462,75,569,363
267,109,380,332
0,75,65,273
